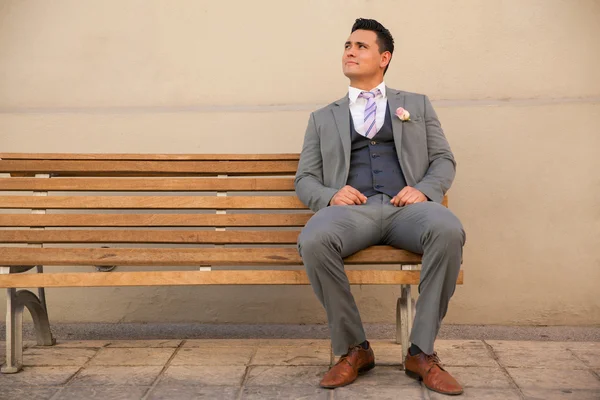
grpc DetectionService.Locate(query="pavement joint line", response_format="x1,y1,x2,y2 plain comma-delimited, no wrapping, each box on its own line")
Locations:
140,340,184,400
566,347,600,382
236,346,259,400
482,340,526,400
47,368,83,400
47,346,103,400
565,346,591,368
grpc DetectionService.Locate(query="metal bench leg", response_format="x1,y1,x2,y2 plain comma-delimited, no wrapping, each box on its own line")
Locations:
2,288,55,374
396,284,414,363
20,289,55,347
34,267,55,345
2,288,24,373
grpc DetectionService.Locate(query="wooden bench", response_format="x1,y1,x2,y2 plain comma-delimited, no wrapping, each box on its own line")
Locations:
0,153,463,373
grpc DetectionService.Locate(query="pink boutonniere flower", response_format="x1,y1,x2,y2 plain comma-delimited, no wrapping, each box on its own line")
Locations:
395,107,411,121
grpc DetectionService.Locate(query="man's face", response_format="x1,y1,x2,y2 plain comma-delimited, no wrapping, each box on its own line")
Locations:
342,29,386,79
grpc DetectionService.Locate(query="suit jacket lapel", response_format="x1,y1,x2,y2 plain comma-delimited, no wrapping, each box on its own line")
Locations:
387,88,405,162
332,95,351,170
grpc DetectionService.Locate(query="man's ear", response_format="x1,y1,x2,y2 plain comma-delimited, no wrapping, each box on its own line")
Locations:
380,51,392,69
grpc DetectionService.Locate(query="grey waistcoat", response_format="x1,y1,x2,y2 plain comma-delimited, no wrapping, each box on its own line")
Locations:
346,105,407,198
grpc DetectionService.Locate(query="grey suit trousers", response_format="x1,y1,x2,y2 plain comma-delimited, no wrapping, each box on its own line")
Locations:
297,194,465,356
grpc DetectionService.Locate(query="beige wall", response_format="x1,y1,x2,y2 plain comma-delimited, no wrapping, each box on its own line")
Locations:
1,0,599,325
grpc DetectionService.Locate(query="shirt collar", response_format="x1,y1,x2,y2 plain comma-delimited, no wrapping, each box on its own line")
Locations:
348,81,387,104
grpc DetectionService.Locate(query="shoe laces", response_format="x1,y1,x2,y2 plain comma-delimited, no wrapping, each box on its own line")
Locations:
424,352,444,372
336,346,361,367
425,352,440,363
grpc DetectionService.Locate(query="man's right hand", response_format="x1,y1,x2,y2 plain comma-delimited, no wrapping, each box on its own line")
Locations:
329,185,368,206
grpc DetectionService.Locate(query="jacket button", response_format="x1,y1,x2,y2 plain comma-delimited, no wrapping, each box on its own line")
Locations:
370,141,377,145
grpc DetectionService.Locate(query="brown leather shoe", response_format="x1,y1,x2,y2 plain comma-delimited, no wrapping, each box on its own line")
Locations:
404,351,463,395
319,344,375,389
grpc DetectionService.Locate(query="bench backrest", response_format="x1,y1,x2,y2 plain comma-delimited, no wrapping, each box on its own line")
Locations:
0,153,439,268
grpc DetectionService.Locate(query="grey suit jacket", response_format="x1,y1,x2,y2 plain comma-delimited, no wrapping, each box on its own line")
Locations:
294,88,456,212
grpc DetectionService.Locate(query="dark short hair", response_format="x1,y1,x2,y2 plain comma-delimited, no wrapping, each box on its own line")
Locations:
351,18,394,74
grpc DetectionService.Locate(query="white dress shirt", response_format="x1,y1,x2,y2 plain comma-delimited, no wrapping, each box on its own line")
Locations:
348,81,387,137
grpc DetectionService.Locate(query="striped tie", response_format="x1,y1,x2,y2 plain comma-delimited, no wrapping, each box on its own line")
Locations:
358,89,381,139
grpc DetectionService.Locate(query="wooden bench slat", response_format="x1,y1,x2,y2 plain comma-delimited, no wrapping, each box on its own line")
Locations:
0,177,295,191
0,270,464,288
0,214,312,227
0,160,299,175
0,246,423,266
0,230,300,244
0,196,307,209
0,153,300,161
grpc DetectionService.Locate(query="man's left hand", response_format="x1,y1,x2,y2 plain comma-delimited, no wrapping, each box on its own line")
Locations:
391,186,427,207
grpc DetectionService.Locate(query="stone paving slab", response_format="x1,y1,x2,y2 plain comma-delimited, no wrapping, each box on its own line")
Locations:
437,340,499,367
521,388,600,400
0,386,60,400
241,385,330,399
259,339,332,347
488,341,587,369
88,347,175,366
106,339,183,348
507,367,600,390
252,344,331,366
570,347,600,368
429,388,522,399
148,385,239,400
69,365,163,386
486,340,570,349
442,366,513,389
22,348,97,367
49,340,110,348
245,366,329,387
347,366,418,387
182,339,264,348
369,339,405,365
171,346,254,366
55,385,149,400
160,365,246,386
334,385,423,399
567,342,600,351
0,366,79,386
181,338,330,348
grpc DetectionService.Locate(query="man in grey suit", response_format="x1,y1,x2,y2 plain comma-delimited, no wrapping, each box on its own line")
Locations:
295,19,465,395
